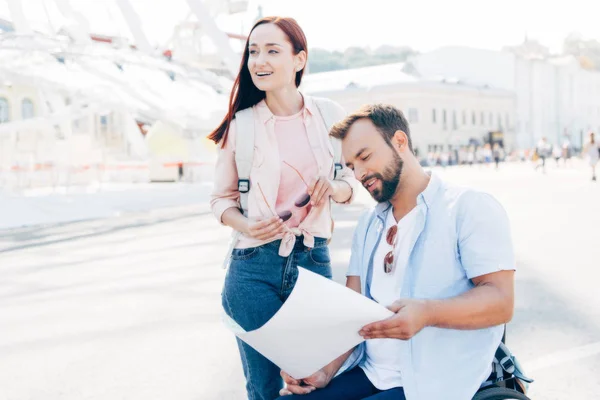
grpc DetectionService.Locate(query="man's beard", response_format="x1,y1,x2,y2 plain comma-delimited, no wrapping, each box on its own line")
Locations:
363,152,403,203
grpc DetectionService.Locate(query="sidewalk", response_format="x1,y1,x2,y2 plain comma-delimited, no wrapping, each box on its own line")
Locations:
1,163,598,399
0,182,213,230
1,158,591,231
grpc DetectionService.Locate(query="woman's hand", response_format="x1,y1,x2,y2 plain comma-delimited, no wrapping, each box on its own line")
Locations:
245,216,286,241
308,177,334,207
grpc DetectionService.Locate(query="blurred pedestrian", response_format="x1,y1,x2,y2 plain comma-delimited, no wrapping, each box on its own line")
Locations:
467,146,475,166
483,144,492,167
552,144,562,167
493,143,504,170
582,132,599,181
534,137,551,174
562,136,572,167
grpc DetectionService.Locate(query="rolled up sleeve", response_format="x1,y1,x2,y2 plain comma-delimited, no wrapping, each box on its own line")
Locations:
333,158,357,205
330,102,357,205
457,191,516,279
210,120,241,224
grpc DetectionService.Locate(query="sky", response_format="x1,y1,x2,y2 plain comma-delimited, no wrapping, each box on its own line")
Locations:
253,0,600,53
1,0,599,53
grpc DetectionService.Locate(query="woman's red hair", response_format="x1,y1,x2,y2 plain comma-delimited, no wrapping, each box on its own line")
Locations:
207,17,308,147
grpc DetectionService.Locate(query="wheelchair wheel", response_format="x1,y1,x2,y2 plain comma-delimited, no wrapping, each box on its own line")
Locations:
472,386,531,400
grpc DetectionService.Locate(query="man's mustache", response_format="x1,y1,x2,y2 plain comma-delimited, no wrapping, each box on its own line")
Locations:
361,174,383,187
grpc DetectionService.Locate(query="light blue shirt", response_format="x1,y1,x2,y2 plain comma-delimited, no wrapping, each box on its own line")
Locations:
340,173,516,400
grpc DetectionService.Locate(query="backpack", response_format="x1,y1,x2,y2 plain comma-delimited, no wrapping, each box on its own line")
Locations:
221,97,344,269
480,338,534,395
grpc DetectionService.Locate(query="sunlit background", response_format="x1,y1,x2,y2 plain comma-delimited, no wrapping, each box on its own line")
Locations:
1,2,600,399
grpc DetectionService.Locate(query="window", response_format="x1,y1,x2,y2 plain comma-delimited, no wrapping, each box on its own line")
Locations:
73,117,91,134
432,109,437,123
21,98,34,119
0,97,9,123
489,112,493,126
472,111,476,125
480,112,485,126
505,113,510,130
452,110,457,129
498,113,502,130
462,110,467,125
442,109,447,129
98,114,110,136
408,108,419,123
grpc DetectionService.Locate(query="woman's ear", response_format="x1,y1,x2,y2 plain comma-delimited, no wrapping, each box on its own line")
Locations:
295,50,307,72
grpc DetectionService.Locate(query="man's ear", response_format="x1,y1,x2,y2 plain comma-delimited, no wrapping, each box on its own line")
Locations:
392,130,409,151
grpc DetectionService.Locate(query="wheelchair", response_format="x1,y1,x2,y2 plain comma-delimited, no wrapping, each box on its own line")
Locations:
472,328,533,400
473,385,530,400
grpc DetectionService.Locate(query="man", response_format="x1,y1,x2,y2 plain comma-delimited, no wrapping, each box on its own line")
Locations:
277,104,516,400
535,137,551,173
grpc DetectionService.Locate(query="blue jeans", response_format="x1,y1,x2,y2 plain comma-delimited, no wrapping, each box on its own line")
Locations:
275,367,406,400
222,237,333,400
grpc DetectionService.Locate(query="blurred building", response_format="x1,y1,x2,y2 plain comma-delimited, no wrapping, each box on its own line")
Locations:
0,0,250,189
405,46,600,149
302,62,516,157
304,45,600,153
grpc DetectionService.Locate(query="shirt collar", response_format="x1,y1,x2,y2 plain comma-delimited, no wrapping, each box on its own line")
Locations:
255,93,315,125
375,201,392,219
417,172,442,209
374,172,442,218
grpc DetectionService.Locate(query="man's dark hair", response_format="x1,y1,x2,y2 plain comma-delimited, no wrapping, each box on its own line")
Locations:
330,104,413,152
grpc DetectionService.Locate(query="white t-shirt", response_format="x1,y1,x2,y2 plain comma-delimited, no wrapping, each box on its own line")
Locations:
360,207,418,390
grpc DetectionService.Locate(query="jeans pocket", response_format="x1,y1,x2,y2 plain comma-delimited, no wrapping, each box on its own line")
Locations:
231,246,260,261
308,246,331,266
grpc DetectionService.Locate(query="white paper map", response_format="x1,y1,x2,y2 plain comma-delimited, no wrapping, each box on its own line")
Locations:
223,267,394,379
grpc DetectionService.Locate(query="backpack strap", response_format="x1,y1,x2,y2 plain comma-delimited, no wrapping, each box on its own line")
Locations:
234,107,255,217
313,97,343,179
495,342,534,383
221,107,255,270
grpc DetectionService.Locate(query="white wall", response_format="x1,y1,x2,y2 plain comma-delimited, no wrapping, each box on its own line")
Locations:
307,81,516,155
410,47,517,90
411,47,600,149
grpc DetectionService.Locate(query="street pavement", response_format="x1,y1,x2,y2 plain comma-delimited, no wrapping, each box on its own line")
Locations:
1,161,599,399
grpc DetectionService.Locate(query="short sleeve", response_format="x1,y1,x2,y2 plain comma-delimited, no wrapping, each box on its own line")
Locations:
457,191,516,279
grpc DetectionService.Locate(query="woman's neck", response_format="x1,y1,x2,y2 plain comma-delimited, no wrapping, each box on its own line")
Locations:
265,87,303,116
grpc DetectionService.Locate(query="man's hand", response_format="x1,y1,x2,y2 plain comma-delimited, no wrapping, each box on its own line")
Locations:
279,369,330,396
359,299,431,340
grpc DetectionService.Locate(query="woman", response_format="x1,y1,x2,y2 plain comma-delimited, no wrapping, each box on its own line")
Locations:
583,132,599,181
492,143,503,170
208,16,356,400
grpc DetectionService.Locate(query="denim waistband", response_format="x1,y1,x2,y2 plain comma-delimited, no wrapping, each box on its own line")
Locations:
262,236,328,251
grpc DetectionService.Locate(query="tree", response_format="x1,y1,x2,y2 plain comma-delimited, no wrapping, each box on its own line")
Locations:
308,45,418,73
563,32,600,70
